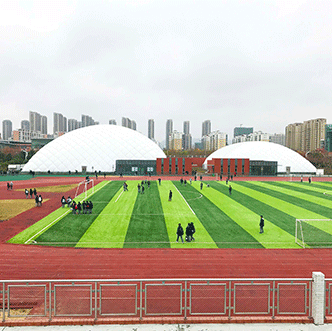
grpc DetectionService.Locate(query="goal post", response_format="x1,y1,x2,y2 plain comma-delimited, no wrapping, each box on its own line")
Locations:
295,219,332,248
75,179,94,200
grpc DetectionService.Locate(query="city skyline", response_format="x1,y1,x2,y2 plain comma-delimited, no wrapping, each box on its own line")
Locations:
1,1,332,143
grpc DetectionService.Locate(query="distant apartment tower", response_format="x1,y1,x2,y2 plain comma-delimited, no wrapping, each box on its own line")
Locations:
122,117,136,130
270,133,285,146
29,111,42,132
169,130,182,150
182,121,192,150
2,120,12,140
202,120,211,137
234,126,253,137
148,119,154,140
325,124,332,152
165,119,173,150
68,119,78,132
202,131,227,151
21,120,30,131
41,115,48,134
109,119,117,125
53,112,67,135
82,115,95,127
286,118,326,152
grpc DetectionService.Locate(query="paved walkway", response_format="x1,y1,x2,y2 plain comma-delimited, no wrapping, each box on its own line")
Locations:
1,323,331,331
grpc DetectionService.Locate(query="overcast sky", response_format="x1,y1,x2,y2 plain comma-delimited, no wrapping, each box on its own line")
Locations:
1,0,332,143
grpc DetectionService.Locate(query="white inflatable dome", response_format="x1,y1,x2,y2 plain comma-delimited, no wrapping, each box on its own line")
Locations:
23,125,166,172
204,141,316,174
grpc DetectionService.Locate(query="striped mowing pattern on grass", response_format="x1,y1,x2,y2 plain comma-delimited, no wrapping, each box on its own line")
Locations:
8,180,332,249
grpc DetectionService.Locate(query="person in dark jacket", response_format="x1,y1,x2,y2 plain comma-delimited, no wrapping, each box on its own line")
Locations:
168,190,172,201
176,223,184,243
30,188,33,198
186,223,192,242
189,222,196,241
61,196,66,207
89,201,93,214
259,215,264,233
77,202,82,214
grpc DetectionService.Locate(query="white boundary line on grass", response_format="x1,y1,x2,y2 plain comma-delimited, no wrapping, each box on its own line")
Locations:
115,190,124,202
24,180,109,244
174,185,196,216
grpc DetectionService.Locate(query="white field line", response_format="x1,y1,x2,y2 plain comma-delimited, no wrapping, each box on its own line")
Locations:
31,240,297,245
174,185,196,216
24,180,109,244
115,190,124,202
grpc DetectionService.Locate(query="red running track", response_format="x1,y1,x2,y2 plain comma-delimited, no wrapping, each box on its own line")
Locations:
1,175,332,280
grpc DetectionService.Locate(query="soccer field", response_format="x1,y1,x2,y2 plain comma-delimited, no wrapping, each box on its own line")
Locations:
8,180,332,249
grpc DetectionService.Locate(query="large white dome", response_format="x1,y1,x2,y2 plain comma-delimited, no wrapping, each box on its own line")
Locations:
204,141,316,174
23,125,166,172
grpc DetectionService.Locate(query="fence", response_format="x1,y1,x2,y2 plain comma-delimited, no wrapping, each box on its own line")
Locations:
2,275,329,326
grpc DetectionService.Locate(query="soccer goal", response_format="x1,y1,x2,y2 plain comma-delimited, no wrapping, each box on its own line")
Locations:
75,179,94,199
295,219,332,248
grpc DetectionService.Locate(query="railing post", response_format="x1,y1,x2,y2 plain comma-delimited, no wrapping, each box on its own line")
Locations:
312,272,325,325
2,282,5,323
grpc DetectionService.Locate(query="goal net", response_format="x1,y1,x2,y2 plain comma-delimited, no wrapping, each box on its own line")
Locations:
75,179,94,200
295,219,332,248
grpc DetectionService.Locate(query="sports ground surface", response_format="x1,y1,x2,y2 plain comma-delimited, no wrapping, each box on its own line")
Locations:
7,178,332,249
0,175,332,281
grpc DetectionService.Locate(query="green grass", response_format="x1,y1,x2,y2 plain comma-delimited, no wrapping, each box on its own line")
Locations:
8,180,332,249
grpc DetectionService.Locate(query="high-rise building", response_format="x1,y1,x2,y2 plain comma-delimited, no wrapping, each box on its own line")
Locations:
109,119,117,125
202,120,211,137
285,123,303,151
182,134,192,150
29,111,42,132
68,119,78,132
210,131,228,150
234,126,253,138
148,119,154,140
53,112,67,134
122,117,136,130
41,116,48,135
286,118,326,152
183,121,190,134
21,120,30,131
325,124,332,152
202,131,227,151
270,133,285,146
165,119,173,150
169,130,182,150
2,120,12,140
82,115,95,127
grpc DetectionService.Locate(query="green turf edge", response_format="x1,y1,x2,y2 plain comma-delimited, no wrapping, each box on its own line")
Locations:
8,180,109,245
75,181,139,248
124,181,170,248
174,181,263,248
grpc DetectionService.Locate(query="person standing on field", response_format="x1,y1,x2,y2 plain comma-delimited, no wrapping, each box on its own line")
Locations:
176,223,184,243
259,215,264,233
25,189,29,198
169,190,172,201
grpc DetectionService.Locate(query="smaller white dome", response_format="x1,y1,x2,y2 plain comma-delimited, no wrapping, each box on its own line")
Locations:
204,141,316,174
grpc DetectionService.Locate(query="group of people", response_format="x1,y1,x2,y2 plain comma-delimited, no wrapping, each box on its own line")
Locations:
35,194,43,207
61,196,94,214
24,188,37,198
137,180,151,194
176,222,196,243
7,182,13,190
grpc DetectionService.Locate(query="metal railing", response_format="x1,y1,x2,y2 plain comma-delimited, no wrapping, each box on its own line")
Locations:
0,277,315,323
